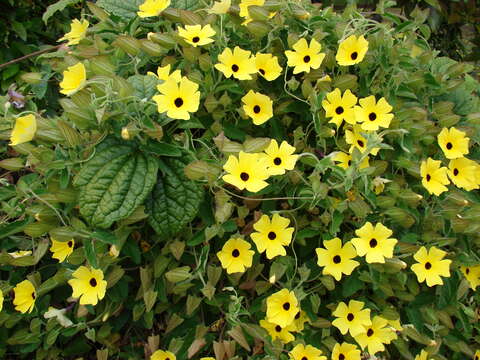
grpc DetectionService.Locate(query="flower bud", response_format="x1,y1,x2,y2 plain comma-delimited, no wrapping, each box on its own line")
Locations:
446,62,473,78
376,195,396,209
148,32,176,49
438,114,460,127
292,6,310,20
162,8,181,22
0,158,24,171
90,55,116,76
384,207,415,228
180,10,202,25
57,119,82,147
263,0,282,11
165,266,191,283
24,222,55,238
145,123,164,140
199,53,212,72
20,72,42,84
246,21,271,38
121,127,130,140
333,74,358,92
87,2,110,22
183,46,201,63
247,5,270,21
113,35,141,56
59,99,96,130
140,39,165,57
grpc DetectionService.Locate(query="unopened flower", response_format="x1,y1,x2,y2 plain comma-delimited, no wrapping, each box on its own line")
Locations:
266,289,299,327
332,300,371,337
178,24,216,47
263,139,298,175
50,237,74,263
420,158,449,196
58,19,89,45
336,35,369,66
215,46,257,80
289,344,326,360
222,151,270,192
241,90,273,125
322,88,358,127
285,38,325,74
68,266,107,305
137,0,170,17
316,238,359,281
260,319,295,343
351,222,397,263
354,316,398,355
0,290,3,312
411,246,451,287
216,238,254,274
13,280,36,313
354,96,394,131
250,213,294,259
437,127,469,159
9,114,37,146
153,76,200,120
255,53,282,81
59,62,87,96
331,342,361,360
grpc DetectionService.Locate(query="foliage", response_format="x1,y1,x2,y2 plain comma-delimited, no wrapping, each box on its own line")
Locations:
0,0,479,359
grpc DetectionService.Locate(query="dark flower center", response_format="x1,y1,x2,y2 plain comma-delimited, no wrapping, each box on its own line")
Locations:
68,241,73,248
231,64,239,72
259,68,265,75
466,268,470,274
240,172,249,181
32,292,36,299
348,160,352,166
453,168,459,176
339,355,345,360
303,55,310,63
275,325,282,332
351,51,358,60
446,142,453,150
425,262,432,270
253,105,261,114
369,112,377,121
335,106,344,115
90,278,97,287
273,157,282,165
192,36,200,43
268,231,276,240
347,313,354,321
367,328,374,337
295,311,300,319
357,140,364,147
426,174,431,182
174,97,184,108
166,358,170,360
333,255,341,264
301,357,308,360
369,238,378,248
283,302,290,310
232,249,240,257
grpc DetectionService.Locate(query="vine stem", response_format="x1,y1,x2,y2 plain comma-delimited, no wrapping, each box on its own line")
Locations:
0,45,64,70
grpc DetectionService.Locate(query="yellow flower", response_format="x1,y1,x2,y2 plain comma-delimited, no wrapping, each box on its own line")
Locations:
315,238,359,281
354,316,397,355
178,24,216,47
152,76,200,120
13,280,36,314
474,350,480,360
263,139,298,175
460,265,480,290
354,96,394,131
411,246,452,287
208,0,231,14
239,0,275,24
58,19,89,45
285,38,326,74
216,237,254,274
250,213,294,259
415,349,430,360
336,35,369,66
351,222,397,264
0,289,3,312
150,350,176,360
255,53,282,81
266,289,299,328
260,319,295,343
137,0,170,17
345,125,379,155
222,151,270,192
68,266,107,305
447,157,479,191
291,310,309,331
50,237,74,263
437,127,470,159
147,64,181,82
322,88,358,127
289,344,326,360
241,90,273,125
59,62,87,96
332,300,371,337
331,342,361,360
215,46,257,80
200,358,215,360
8,250,32,258
333,152,369,170
9,114,37,146
420,157,450,196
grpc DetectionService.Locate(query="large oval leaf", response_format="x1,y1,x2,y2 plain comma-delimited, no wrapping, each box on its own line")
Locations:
74,138,158,228
146,156,204,238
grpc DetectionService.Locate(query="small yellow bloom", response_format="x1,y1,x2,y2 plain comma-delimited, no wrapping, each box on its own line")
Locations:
322,88,358,127
9,114,37,146
460,265,480,290
241,90,273,125
59,62,87,96
331,342,361,360
336,35,369,66
208,0,231,14
137,0,170,17
150,350,176,360
420,157,450,196
0,289,4,312
152,76,200,120
354,316,397,355
316,238,359,281
260,319,295,343
474,350,480,360
8,250,32,258
13,279,36,314
289,344,326,360
354,96,394,131
414,349,430,360
266,289,299,328
332,300,371,337
50,237,74,263
333,152,369,170
437,127,470,159
447,157,479,191
351,222,397,264
345,125,380,155
215,46,257,80
291,310,310,331
68,266,107,305
255,53,282,81
216,237,254,274
222,151,270,192
250,213,294,259
411,246,452,287
178,24,216,47
58,19,89,45
285,38,326,74
199,358,215,360
263,139,298,175
147,64,181,82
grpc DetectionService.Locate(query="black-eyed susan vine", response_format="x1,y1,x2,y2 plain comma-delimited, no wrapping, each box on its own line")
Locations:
0,0,479,359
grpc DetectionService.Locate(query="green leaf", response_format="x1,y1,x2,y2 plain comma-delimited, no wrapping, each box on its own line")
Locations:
141,141,182,157
0,218,32,239
96,0,144,19
42,0,82,24
74,137,158,228
146,157,204,238
91,230,118,245
127,75,158,100
83,241,98,268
